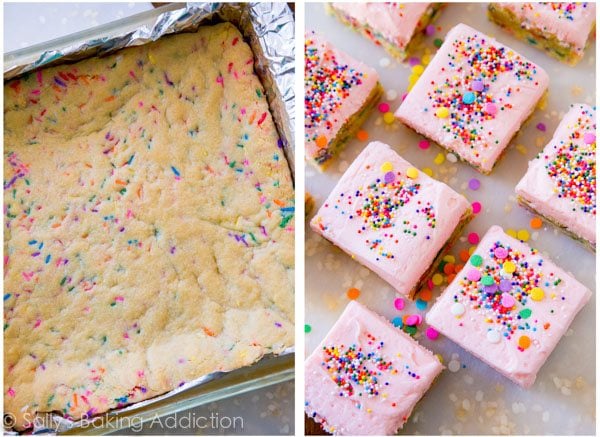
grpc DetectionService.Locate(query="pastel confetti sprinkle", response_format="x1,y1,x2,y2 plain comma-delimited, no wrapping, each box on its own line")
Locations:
468,178,480,190
584,132,595,144
470,254,483,266
519,308,532,319
517,229,530,241
394,297,405,311
305,324,312,333
487,329,501,343
450,302,465,317
435,107,449,118
383,112,395,124
415,299,428,311
503,260,516,273
518,335,531,350
392,316,403,328
381,161,393,173
462,91,476,104
466,268,481,281
472,201,482,214
418,139,431,150
484,103,497,115
315,135,328,149
346,287,360,300
378,102,390,113
357,130,369,141
433,153,445,165
536,122,546,132
501,293,516,308
530,287,545,301
530,217,543,229
406,167,419,179
425,327,439,340
472,80,484,92
405,315,419,326
467,232,480,244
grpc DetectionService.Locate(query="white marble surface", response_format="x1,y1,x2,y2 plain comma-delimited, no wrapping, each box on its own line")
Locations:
305,2,596,435
3,3,294,435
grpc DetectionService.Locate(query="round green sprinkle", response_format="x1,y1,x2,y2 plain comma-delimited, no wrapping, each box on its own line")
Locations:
434,38,443,48
519,309,532,319
481,275,495,286
438,260,448,272
470,254,483,267
304,324,312,333
404,325,418,336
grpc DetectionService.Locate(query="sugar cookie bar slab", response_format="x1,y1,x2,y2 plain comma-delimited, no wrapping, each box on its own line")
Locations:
516,103,596,250
304,32,382,169
3,23,294,430
395,23,549,174
310,141,472,298
488,2,596,65
305,301,443,435
426,226,591,388
327,3,444,60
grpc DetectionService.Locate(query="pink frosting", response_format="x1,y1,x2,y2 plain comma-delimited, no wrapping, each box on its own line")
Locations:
305,300,443,435
515,103,596,246
497,2,596,52
426,225,591,388
395,23,549,173
330,3,432,49
310,141,471,296
304,32,379,162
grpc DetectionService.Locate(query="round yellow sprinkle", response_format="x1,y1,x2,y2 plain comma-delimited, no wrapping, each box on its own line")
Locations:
468,246,476,255
530,287,544,301
443,255,456,263
408,73,420,85
411,64,424,75
435,353,444,364
506,229,517,238
422,54,432,65
407,83,415,92
422,167,433,177
406,167,419,179
434,153,445,165
381,162,393,172
435,107,449,118
383,112,395,124
517,229,530,241
432,273,443,286
503,261,516,273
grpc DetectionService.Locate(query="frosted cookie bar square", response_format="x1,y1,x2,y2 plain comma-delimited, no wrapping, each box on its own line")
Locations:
327,2,444,60
395,23,549,174
488,2,596,66
515,103,596,250
426,226,591,388
310,141,472,298
305,301,443,435
305,32,382,169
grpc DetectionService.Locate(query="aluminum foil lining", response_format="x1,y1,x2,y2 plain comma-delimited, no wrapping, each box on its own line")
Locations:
30,347,294,434
3,2,295,433
4,2,295,173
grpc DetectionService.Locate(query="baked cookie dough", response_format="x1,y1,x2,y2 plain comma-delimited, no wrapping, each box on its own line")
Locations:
4,23,294,430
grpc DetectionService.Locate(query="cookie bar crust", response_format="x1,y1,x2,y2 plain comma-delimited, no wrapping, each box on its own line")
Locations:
4,23,294,430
